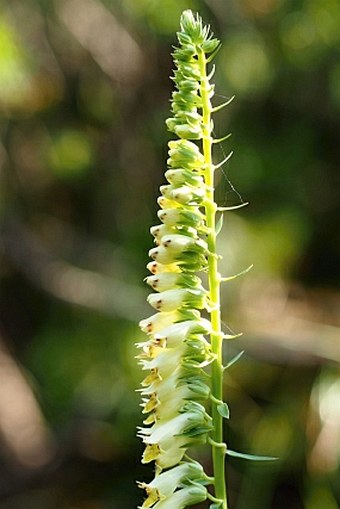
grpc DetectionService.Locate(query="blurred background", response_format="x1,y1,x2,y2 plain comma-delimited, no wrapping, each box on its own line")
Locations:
0,0,339,508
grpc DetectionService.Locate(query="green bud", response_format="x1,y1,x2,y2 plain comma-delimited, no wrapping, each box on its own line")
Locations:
176,32,192,46
172,43,197,60
180,10,207,46
168,139,204,168
201,38,220,54
173,124,202,140
165,169,204,187
174,62,201,80
179,79,200,92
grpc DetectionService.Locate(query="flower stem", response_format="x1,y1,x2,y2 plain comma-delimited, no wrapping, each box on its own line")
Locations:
198,48,228,509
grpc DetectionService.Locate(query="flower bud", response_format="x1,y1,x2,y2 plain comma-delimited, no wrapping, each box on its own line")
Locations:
148,245,179,265
150,224,177,242
157,208,204,229
201,37,220,54
161,184,205,205
165,169,203,187
174,62,201,80
178,79,200,92
167,139,204,168
173,42,197,60
176,32,192,45
146,261,181,274
160,234,207,254
173,124,202,140
169,184,205,205
157,196,180,210
147,287,207,312
145,272,202,292
139,309,199,334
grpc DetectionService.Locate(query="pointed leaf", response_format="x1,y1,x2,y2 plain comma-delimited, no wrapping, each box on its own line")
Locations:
212,95,235,112
217,202,249,211
210,503,223,509
217,402,230,419
225,350,244,370
223,332,243,340
226,449,279,461
214,151,233,169
221,264,253,282
215,214,223,235
213,133,232,144
206,43,222,63
207,64,216,80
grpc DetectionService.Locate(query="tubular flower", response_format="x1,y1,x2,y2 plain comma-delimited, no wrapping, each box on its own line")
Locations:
137,462,205,508
137,9,236,509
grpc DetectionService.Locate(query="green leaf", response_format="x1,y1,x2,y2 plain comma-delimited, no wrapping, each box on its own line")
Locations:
220,264,253,282
226,449,279,461
223,332,243,340
210,503,223,509
215,214,223,235
213,133,232,144
217,402,230,419
212,95,235,112
206,43,222,63
217,202,248,211
225,350,244,370
214,151,233,169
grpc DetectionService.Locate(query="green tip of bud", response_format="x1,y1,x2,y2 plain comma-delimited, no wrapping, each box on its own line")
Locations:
180,10,204,41
180,10,197,32
179,10,218,50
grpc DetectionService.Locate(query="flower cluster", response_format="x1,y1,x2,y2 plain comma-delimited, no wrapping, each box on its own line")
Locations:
137,10,221,509
166,13,219,141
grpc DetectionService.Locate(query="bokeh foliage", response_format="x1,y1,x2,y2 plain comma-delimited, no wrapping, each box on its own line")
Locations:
0,1,339,508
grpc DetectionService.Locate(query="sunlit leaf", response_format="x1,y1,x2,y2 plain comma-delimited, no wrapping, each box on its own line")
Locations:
217,402,230,419
215,214,223,235
225,350,244,370
226,449,279,461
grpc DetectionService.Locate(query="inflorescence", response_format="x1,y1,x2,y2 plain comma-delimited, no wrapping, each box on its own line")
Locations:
136,10,233,509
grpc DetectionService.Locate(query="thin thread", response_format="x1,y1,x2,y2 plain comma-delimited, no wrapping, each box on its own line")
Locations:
212,127,244,205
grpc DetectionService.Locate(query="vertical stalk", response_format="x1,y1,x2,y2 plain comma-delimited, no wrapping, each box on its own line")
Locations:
198,49,228,509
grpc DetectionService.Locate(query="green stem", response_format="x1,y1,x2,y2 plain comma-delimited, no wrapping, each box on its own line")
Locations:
198,49,228,509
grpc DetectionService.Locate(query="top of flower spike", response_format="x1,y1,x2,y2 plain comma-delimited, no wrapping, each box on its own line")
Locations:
178,10,220,53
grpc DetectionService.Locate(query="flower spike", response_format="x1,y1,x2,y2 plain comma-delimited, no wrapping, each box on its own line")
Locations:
136,9,248,509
